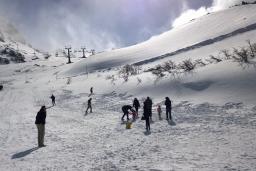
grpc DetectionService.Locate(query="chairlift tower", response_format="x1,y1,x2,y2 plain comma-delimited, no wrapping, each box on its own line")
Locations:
65,46,72,64
81,46,86,58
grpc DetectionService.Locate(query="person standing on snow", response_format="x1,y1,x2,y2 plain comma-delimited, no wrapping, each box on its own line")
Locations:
143,100,151,132
85,98,92,114
133,98,140,116
90,87,93,94
165,97,172,120
144,97,153,121
35,106,47,147
50,94,55,106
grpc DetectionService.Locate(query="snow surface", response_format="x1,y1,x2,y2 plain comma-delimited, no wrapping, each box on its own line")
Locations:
0,4,256,171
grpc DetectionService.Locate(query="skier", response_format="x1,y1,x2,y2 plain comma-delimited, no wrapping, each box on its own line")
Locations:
121,105,133,121
165,97,172,120
85,98,92,114
143,100,151,132
157,105,162,120
35,106,47,147
145,97,153,121
133,98,140,116
50,94,55,106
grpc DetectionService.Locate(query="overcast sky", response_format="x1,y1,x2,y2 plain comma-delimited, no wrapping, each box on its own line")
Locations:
0,0,215,51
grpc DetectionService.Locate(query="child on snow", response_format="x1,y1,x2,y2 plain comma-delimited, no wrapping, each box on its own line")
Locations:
157,105,162,120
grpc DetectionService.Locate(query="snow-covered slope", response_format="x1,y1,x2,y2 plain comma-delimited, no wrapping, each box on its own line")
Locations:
65,4,256,75
0,4,256,171
60,4,256,105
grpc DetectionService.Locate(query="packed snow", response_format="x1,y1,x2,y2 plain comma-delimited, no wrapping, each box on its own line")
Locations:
0,3,256,171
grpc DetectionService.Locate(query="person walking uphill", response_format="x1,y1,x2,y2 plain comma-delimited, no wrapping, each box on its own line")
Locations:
165,97,172,120
133,98,140,115
35,106,47,147
85,98,92,114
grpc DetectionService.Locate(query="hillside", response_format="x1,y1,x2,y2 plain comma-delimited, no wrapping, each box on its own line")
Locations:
65,4,256,75
62,4,256,105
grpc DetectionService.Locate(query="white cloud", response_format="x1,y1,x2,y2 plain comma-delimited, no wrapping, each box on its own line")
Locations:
172,7,209,28
0,0,179,52
172,0,255,28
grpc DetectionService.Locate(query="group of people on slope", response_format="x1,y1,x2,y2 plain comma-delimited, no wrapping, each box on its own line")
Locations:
122,96,172,132
35,90,172,147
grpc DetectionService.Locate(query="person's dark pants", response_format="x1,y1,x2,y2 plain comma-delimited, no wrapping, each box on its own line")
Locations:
36,124,45,147
145,117,150,131
135,106,139,113
122,111,129,120
52,100,55,106
86,105,92,113
166,108,172,120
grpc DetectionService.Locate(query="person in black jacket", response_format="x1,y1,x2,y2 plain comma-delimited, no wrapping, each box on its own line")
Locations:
143,100,151,132
35,106,47,147
165,97,172,120
145,97,153,121
133,98,140,115
121,105,133,121
90,87,93,94
50,94,55,106
85,98,92,114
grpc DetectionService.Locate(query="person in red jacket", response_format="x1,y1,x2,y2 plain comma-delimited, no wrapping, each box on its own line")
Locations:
157,105,162,120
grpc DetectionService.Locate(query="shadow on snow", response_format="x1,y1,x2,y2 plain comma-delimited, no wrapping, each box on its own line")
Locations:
168,120,176,126
11,147,39,159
